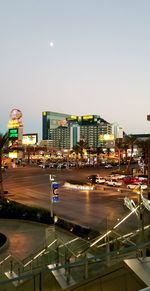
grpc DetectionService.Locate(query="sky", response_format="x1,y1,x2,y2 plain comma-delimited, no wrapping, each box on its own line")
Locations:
1,0,150,139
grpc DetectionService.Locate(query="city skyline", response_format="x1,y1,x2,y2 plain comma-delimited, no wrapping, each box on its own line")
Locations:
1,0,150,137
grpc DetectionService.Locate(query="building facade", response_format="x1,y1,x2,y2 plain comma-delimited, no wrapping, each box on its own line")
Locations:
42,111,115,150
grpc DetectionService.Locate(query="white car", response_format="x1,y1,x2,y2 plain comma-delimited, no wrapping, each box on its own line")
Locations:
105,179,122,187
127,183,147,190
95,177,106,184
105,164,113,169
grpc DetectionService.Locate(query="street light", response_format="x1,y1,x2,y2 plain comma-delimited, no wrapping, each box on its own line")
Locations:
146,115,150,199
49,174,55,218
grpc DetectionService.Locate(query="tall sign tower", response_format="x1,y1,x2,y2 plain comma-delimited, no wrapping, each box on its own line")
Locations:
8,109,23,147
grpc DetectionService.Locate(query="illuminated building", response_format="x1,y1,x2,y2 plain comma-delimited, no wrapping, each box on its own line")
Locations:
42,111,115,150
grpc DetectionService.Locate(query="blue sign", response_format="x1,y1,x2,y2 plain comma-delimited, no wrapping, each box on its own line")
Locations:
51,182,60,189
52,196,60,202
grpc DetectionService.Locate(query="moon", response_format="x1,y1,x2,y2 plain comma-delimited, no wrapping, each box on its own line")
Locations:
49,42,54,47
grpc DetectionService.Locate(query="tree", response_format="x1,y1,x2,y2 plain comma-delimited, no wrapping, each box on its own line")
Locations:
73,140,87,160
137,139,150,175
115,138,124,169
123,134,138,173
95,147,104,163
0,132,9,198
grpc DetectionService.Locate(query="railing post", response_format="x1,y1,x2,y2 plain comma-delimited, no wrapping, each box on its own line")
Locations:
84,252,88,279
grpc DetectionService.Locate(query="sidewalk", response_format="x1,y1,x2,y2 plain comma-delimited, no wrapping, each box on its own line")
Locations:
0,219,78,260
0,219,47,260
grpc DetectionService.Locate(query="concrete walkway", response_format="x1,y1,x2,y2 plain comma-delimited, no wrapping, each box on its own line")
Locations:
0,219,47,260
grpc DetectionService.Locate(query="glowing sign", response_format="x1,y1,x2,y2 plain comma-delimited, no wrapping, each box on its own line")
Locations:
22,134,37,145
10,109,22,120
43,112,46,116
8,108,23,129
83,115,93,120
9,128,18,139
99,134,114,141
8,120,20,129
8,152,18,158
70,115,77,120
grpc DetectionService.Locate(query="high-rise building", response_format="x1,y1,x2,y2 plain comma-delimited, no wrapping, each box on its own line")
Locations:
42,111,115,149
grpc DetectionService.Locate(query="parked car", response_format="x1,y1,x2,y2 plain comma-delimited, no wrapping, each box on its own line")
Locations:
123,176,140,184
137,175,148,183
105,164,113,169
57,163,67,169
88,175,99,184
95,177,106,184
38,163,49,168
105,179,122,187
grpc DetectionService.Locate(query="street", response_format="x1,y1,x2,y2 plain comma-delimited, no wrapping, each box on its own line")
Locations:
2,165,145,232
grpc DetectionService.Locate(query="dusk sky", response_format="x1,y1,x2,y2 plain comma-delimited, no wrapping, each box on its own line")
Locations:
1,0,150,139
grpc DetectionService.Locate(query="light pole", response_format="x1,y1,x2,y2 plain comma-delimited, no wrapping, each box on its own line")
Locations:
49,174,60,220
146,115,150,199
49,174,55,218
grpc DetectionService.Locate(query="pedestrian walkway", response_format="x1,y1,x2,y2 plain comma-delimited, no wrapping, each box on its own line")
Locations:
0,219,79,260
0,219,47,260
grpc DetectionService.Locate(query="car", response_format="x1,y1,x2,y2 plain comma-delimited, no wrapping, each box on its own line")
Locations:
127,183,147,190
38,163,49,168
105,164,113,169
57,163,67,169
123,176,140,184
95,177,106,184
88,175,99,184
137,175,148,183
105,179,122,187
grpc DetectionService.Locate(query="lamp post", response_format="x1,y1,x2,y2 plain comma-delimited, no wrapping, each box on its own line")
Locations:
146,115,150,199
49,174,55,218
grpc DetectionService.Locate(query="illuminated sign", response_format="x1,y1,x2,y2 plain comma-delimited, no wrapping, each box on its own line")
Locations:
70,115,77,120
8,120,20,129
99,134,114,141
82,115,93,120
67,115,78,122
22,134,38,145
8,108,23,129
8,152,18,159
43,112,47,116
9,128,18,139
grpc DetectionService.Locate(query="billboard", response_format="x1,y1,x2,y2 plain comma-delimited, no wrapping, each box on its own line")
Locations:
22,134,38,145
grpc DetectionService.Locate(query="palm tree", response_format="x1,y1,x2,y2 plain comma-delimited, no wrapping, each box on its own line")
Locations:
0,132,9,198
123,134,138,173
115,138,124,169
96,147,104,163
137,139,150,175
73,139,87,161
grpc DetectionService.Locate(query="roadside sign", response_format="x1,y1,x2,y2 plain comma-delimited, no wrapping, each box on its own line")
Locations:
51,182,60,189
52,196,60,202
